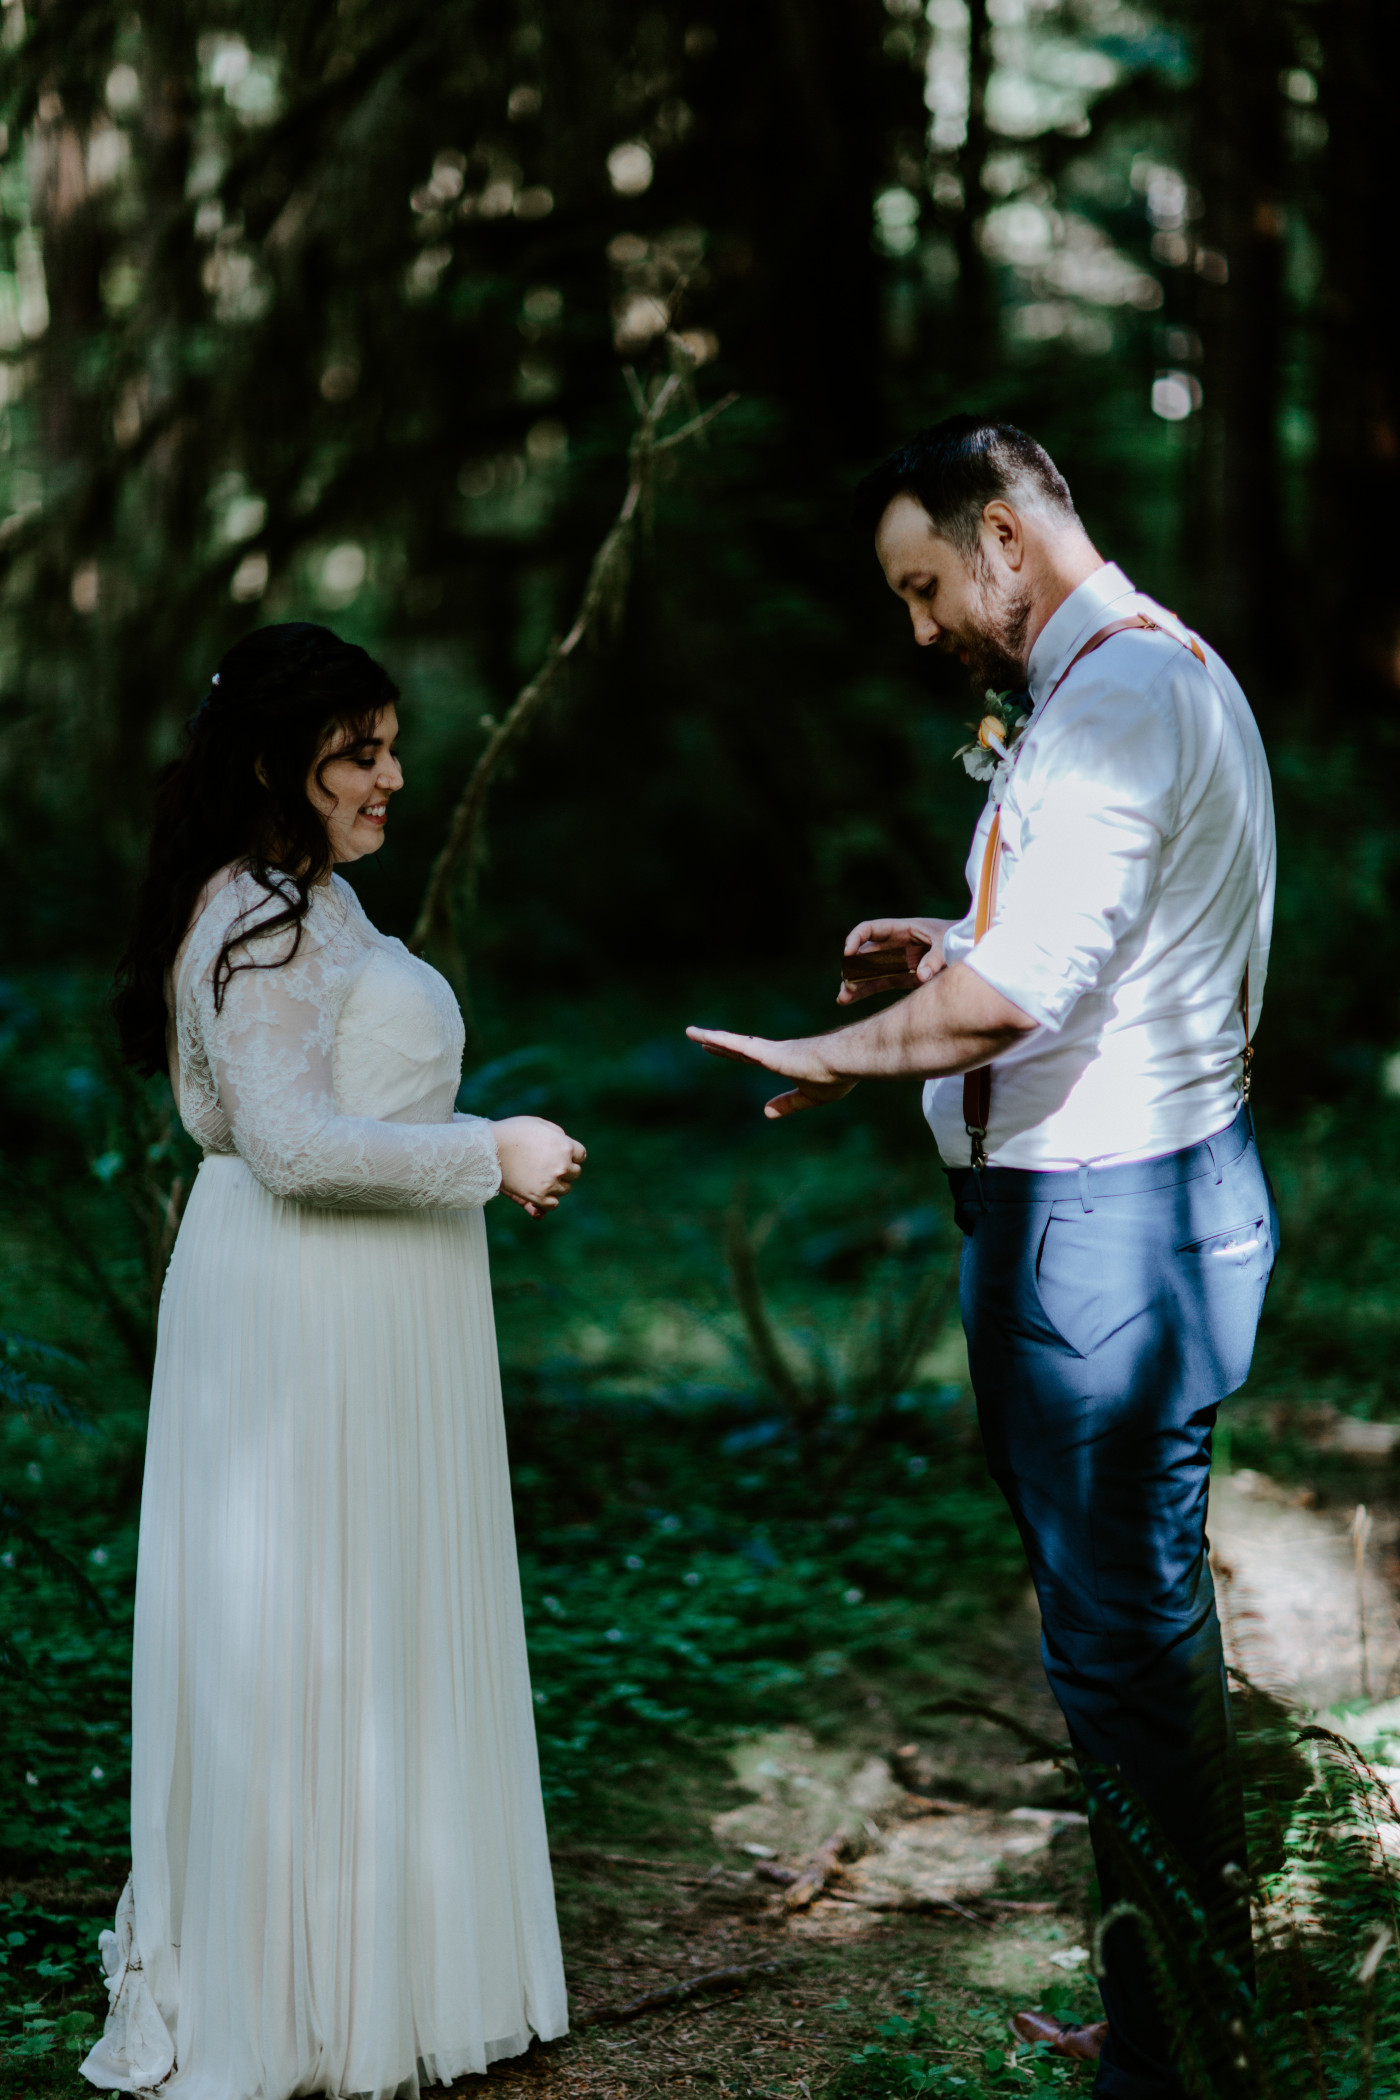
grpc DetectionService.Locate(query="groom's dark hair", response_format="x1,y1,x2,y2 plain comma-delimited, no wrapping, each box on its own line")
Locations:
857,413,1080,556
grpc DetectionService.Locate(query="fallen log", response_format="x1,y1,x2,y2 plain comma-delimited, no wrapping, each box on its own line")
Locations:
549,1847,683,1873
830,1890,1058,1922
0,1880,125,1912
783,1832,847,1912
580,1956,801,2026
914,1700,1071,1763
821,1888,987,1926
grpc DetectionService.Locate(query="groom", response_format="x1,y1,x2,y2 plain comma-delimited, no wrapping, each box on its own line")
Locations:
688,414,1277,2100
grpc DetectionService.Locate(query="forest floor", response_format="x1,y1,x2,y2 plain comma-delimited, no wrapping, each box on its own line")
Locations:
6,1020,1400,2097
437,1469,1400,2100
442,1587,1098,2100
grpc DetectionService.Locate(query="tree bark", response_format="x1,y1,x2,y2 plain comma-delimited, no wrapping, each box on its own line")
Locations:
1311,0,1400,715
694,0,915,458
1189,0,1289,687
952,0,994,371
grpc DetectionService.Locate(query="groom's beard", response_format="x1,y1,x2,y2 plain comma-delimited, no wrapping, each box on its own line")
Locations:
956,574,1033,696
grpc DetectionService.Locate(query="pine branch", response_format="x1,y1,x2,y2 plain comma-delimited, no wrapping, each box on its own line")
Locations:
0,1504,106,1618
409,351,737,964
0,1361,91,1435
581,1956,800,2027
915,1696,1071,1764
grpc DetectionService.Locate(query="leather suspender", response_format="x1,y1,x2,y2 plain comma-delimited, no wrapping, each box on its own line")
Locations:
960,805,1003,1158
960,613,1245,1169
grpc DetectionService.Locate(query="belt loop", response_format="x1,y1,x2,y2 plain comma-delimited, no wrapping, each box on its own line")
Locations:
972,1163,988,1213
1078,1163,1094,1214
1205,1136,1222,1185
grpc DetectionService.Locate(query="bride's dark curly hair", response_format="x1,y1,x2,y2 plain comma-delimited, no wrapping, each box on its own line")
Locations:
114,622,399,1078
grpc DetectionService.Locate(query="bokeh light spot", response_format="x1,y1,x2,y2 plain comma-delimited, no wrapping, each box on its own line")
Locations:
608,142,654,197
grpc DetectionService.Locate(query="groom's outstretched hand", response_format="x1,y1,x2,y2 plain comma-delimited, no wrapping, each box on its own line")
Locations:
687,961,1036,1120
683,1028,858,1121
837,916,953,1004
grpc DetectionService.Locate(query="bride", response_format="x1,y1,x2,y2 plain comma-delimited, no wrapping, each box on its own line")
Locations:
86,622,583,2100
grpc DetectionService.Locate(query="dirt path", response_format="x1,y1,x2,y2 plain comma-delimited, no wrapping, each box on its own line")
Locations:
435,1470,1400,2097
1209,1471,1400,1709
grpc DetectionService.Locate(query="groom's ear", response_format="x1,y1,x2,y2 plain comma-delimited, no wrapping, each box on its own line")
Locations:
982,499,1026,570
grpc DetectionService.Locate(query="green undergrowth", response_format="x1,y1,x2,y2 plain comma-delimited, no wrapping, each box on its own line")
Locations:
510,1386,1025,1805
0,1388,1031,2079
830,1983,1097,2094
4,973,1400,2089
826,1704,1400,2100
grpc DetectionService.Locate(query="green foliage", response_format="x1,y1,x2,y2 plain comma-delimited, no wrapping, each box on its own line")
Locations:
724,1196,960,1478
6,962,1400,2086
829,1989,1092,2094
12,0,1385,1117
0,1898,102,2068
1027,1697,1400,2100
1248,1716,1400,2100
0,968,1031,2072
515,1414,1026,1800
0,1336,89,1434
830,1717,1400,2100
1242,1105,1400,1427
7,969,1400,2087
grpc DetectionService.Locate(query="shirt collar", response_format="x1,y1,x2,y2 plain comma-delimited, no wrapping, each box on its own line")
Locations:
1026,561,1137,709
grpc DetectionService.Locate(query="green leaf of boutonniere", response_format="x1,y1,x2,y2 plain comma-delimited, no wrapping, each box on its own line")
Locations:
954,689,1031,780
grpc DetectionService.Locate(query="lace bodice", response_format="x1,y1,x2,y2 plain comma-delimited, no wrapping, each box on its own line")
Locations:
169,869,501,1210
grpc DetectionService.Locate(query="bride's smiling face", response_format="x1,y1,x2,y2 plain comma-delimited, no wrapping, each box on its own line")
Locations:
309,704,403,864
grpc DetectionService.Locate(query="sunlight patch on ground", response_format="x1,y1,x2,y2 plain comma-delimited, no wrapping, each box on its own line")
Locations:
959,1924,1089,1995
1210,1471,1400,1710
712,1726,1086,1915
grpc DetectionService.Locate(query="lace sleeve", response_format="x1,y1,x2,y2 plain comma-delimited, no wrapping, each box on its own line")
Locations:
194,892,501,1211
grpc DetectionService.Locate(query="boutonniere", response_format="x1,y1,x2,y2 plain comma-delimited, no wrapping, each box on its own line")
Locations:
955,689,1031,784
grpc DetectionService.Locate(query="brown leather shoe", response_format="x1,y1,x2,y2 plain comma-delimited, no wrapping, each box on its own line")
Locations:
1010,2009,1109,2061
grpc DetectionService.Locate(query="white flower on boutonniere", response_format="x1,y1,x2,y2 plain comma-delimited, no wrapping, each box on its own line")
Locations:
955,689,1031,805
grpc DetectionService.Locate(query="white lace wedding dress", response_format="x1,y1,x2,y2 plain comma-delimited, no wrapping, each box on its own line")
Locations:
82,870,567,2100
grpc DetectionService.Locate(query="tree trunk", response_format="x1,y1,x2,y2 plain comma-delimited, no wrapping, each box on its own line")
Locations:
698,0,909,458
952,0,994,371
1189,0,1289,688
1311,0,1400,716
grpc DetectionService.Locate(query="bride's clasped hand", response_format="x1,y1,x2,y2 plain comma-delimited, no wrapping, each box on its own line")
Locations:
492,1114,586,1217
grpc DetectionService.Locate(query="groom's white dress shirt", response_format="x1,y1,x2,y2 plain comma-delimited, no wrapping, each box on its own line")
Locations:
923,561,1276,1172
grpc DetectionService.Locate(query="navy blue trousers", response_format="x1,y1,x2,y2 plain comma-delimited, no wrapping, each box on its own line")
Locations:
950,1107,1277,2100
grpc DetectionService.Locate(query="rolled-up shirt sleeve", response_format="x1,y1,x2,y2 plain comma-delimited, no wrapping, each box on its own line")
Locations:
963,679,1182,1033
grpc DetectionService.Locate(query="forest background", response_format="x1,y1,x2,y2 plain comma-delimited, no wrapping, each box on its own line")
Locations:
3,0,1400,2091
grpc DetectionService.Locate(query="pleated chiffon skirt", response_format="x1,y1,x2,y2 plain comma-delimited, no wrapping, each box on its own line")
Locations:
85,1155,567,2100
